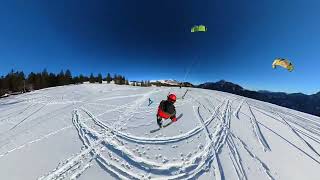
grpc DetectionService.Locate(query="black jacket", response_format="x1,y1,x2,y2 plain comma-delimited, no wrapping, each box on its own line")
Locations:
158,100,176,116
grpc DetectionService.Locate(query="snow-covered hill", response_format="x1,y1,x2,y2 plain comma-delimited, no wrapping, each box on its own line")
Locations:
0,84,319,180
150,80,180,86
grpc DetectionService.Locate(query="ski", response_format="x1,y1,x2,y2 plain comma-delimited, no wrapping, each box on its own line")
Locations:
150,114,183,133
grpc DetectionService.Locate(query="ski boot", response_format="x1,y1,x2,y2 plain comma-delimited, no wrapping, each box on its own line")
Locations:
157,116,163,128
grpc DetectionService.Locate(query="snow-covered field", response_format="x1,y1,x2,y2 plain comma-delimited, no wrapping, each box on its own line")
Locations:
0,84,319,180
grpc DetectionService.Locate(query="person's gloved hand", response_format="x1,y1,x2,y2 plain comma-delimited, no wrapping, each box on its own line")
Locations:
171,117,177,122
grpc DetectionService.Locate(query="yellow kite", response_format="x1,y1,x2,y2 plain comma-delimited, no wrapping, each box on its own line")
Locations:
272,58,294,72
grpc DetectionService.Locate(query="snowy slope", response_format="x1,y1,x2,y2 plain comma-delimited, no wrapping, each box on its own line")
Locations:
0,84,319,180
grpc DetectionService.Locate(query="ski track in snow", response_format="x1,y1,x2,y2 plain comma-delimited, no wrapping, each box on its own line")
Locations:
0,125,73,158
239,102,320,165
248,102,320,156
194,106,212,141
0,89,194,158
75,91,262,179
246,102,271,152
194,98,238,180
257,122,320,165
39,89,235,180
2,86,320,179
95,93,148,102
233,98,245,119
276,110,320,137
273,110,320,158
70,163,92,180
0,103,37,123
249,106,320,145
247,101,320,137
41,106,228,180
230,133,275,180
80,99,225,145
0,90,155,156
8,102,48,131
226,137,247,180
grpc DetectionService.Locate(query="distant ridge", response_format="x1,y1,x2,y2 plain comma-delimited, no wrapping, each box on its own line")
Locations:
197,80,320,117
150,79,194,87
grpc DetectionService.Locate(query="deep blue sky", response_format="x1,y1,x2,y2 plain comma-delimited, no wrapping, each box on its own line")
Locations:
0,0,319,94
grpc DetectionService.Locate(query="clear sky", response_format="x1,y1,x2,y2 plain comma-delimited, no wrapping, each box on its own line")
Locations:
0,0,319,94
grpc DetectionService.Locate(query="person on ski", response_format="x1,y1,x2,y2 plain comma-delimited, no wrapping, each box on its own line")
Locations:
148,98,153,106
156,94,177,128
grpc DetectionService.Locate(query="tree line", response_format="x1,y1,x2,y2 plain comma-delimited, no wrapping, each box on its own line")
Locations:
0,69,129,96
131,81,152,87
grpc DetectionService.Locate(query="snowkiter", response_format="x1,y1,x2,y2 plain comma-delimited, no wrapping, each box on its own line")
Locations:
157,94,177,128
148,98,153,106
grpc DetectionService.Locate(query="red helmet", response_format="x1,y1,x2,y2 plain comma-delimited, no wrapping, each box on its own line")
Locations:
167,94,177,103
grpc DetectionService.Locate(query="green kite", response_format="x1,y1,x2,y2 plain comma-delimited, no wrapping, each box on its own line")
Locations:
191,25,207,32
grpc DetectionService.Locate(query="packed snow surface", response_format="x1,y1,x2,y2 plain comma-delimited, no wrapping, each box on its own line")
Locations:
0,84,319,180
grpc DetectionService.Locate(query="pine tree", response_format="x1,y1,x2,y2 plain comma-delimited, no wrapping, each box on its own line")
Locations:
97,73,103,84
34,73,42,90
117,75,121,85
48,73,57,87
0,77,2,91
5,70,24,92
65,69,72,85
41,69,48,88
27,72,35,90
2,75,9,90
113,74,117,84
89,73,95,83
73,76,79,84
106,73,112,83
58,70,65,86
79,74,84,83
122,76,126,85
117,75,122,85
83,75,89,82
0,77,4,96
7,69,15,91
18,71,25,92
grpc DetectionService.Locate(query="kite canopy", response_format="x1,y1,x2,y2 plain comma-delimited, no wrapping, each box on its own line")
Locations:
191,25,207,32
272,58,294,72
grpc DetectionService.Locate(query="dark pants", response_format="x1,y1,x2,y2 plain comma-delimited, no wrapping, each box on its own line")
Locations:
157,116,163,127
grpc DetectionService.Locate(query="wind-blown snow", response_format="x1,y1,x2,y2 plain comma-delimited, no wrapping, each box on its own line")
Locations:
0,84,319,180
